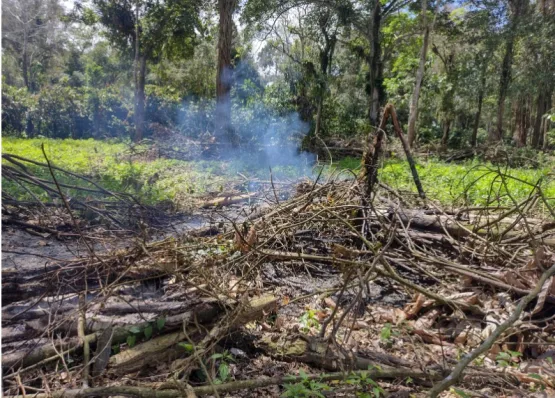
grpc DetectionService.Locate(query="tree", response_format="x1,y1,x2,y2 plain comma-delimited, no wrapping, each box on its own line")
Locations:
215,0,237,146
2,0,64,90
312,8,338,145
407,0,438,147
491,0,529,142
87,0,201,141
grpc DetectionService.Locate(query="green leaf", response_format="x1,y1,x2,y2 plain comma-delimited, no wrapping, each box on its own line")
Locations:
178,342,194,352
528,373,543,381
380,323,392,342
298,369,308,380
112,344,120,354
211,353,224,360
129,326,142,335
451,388,471,398
157,317,166,331
126,335,136,347
144,325,153,340
218,362,230,382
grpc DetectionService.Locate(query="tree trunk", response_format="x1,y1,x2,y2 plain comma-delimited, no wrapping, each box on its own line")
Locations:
532,91,546,148
132,3,145,143
215,0,236,147
514,97,529,147
471,58,487,147
492,0,526,142
314,97,323,139
314,15,336,160
441,119,451,147
368,1,383,126
407,0,436,148
22,31,30,90
134,55,146,142
542,95,552,150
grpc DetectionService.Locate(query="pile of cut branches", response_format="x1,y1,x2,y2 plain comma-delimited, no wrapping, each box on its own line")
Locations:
3,106,555,397
2,148,174,236
3,167,555,397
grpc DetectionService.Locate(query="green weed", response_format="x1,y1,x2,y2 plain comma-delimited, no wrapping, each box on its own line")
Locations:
327,156,555,212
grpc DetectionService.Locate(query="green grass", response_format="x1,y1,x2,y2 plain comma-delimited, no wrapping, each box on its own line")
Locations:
3,138,554,214
1,138,310,208
327,156,555,213
2,138,230,207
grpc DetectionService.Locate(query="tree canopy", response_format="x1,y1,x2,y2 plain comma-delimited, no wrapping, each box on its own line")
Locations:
2,0,554,148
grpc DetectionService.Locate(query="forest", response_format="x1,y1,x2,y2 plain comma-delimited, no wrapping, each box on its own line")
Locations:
2,0,555,397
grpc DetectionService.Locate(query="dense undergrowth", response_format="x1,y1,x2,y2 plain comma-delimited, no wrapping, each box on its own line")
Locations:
1,138,310,208
327,156,555,213
3,138,554,213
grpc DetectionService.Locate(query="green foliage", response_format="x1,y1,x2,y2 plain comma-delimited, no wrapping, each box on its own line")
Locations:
328,156,555,212
379,323,393,343
1,83,36,135
496,350,522,368
451,388,471,398
299,309,321,333
1,138,228,207
381,160,555,210
346,370,385,398
282,370,330,398
211,351,235,384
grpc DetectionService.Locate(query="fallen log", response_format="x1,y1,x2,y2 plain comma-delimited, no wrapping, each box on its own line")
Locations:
256,333,417,372
201,192,258,208
108,295,277,375
2,298,223,373
2,334,97,372
3,368,438,398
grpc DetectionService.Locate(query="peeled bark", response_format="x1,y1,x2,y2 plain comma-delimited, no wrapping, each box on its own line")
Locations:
132,3,146,143
314,14,337,160
215,0,235,146
22,34,30,90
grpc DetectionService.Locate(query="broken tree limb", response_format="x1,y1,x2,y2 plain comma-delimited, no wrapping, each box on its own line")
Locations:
2,334,98,372
3,367,441,398
361,103,425,199
108,295,276,375
258,249,483,313
384,104,426,199
256,333,422,373
201,192,258,208
2,299,223,374
360,126,385,198
429,262,555,398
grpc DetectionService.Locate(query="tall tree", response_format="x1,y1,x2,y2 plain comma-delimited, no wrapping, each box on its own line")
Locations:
2,0,64,90
312,8,338,144
87,0,200,141
491,0,528,142
471,53,488,147
215,0,237,146
407,0,438,147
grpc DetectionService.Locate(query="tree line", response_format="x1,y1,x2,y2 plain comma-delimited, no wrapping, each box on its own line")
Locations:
2,0,554,150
